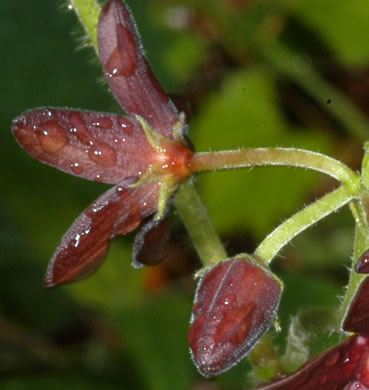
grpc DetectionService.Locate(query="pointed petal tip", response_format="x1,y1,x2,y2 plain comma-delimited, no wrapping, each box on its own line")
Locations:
43,265,65,288
43,278,57,288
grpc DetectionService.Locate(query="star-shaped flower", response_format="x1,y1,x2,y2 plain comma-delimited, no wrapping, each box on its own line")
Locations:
12,0,194,287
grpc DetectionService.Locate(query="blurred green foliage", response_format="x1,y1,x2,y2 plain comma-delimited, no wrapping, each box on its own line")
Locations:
1,0,369,388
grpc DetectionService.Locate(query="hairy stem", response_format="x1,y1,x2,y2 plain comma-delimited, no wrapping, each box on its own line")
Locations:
255,185,357,264
70,0,101,49
191,148,358,186
174,180,228,267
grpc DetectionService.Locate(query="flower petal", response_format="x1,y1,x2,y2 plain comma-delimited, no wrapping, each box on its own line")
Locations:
343,276,369,336
44,180,160,287
132,214,170,268
12,108,156,184
255,335,369,389
98,0,180,137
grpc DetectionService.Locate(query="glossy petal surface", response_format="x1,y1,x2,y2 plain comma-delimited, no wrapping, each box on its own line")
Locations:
12,108,155,184
132,214,170,268
98,0,180,137
343,276,369,336
255,335,369,389
189,257,282,378
44,180,160,287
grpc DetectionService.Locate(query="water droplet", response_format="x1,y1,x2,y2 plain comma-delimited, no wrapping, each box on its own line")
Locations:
36,121,68,153
68,112,94,146
88,142,117,168
105,24,137,78
324,350,340,367
70,162,83,175
41,110,53,118
74,233,81,248
95,174,103,182
344,357,350,364
117,116,133,134
219,295,236,307
319,374,328,384
92,116,113,129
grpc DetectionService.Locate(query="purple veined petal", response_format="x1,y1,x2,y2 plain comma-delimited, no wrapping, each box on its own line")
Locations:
132,214,171,268
343,276,369,336
98,0,180,138
12,108,156,184
44,180,160,287
254,335,369,390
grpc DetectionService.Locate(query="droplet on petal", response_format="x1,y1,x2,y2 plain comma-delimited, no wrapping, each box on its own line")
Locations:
189,256,282,378
92,116,113,129
117,116,134,134
36,121,68,153
70,162,84,175
68,112,94,146
88,142,117,168
105,24,137,78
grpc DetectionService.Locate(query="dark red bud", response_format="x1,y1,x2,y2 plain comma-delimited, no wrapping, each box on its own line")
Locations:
355,249,369,274
189,256,282,378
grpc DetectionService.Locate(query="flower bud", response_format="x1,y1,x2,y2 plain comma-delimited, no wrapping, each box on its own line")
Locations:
189,255,282,377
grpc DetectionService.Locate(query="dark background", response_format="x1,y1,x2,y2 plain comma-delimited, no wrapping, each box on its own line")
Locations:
1,0,369,388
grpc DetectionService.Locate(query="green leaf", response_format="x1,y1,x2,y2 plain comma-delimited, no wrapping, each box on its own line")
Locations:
291,0,369,67
192,68,332,238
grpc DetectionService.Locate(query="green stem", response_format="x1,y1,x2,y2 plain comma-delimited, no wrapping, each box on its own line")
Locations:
191,148,358,186
262,41,369,141
174,180,228,268
255,185,357,264
70,0,101,50
70,0,227,269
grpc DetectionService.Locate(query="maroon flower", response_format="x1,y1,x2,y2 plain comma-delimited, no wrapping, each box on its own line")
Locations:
254,334,369,390
254,274,369,389
11,0,193,287
189,256,282,378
